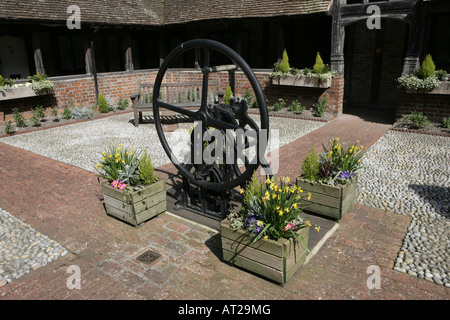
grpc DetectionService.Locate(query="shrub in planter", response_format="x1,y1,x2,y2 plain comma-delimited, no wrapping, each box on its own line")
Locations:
278,49,290,74
297,138,366,219
313,52,325,74
417,54,436,80
95,145,166,226
223,174,318,284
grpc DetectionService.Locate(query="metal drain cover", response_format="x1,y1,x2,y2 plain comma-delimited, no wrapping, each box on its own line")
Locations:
135,250,162,265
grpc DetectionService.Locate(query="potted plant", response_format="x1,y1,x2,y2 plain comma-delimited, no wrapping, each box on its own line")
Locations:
95,144,166,226
297,138,366,220
221,175,319,284
270,50,335,88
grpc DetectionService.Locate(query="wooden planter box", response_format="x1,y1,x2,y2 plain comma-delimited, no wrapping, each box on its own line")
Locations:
0,86,38,101
101,179,166,226
271,75,331,88
220,219,309,284
296,176,358,220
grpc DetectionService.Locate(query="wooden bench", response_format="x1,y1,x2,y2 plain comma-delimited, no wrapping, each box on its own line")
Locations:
131,81,219,127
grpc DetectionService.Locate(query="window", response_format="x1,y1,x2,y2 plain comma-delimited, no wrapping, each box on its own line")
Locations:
57,35,84,74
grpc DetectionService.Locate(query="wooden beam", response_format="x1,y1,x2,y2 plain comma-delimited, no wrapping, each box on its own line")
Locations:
30,26,45,75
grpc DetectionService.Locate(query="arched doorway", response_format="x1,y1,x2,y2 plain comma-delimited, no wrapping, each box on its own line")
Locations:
343,19,409,120
0,35,31,79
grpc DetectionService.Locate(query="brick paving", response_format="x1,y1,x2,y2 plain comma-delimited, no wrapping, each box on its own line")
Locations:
0,113,449,300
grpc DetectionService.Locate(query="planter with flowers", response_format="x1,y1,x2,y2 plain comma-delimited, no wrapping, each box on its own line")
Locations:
221,175,319,284
95,145,166,226
297,138,366,220
270,50,336,89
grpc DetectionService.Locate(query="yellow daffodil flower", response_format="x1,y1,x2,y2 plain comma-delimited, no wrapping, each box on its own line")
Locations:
307,193,312,200
315,226,321,232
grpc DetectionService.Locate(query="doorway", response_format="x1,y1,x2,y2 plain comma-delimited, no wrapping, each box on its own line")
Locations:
343,19,408,122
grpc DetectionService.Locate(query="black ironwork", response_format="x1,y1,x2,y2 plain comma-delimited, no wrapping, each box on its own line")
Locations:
153,39,271,220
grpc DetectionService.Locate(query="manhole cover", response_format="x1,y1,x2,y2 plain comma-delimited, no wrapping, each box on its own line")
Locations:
135,250,162,265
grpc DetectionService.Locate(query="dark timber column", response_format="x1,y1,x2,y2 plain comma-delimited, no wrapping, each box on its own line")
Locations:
30,26,45,75
403,4,425,74
124,28,134,71
158,31,167,67
331,0,345,76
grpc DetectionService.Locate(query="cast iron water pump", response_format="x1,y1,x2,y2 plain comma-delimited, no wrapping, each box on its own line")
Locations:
152,39,271,221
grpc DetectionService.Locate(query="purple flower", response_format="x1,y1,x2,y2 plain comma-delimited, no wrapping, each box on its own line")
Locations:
337,170,354,179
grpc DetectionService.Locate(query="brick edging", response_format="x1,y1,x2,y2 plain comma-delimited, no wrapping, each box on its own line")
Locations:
390,126,450,138
247,110,330,122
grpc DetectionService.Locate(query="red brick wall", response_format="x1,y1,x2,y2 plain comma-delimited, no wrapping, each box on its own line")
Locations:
397,91,450,122
1,69,345,122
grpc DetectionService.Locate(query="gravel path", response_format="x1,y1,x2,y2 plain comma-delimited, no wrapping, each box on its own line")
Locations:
357,130,450,287
0,113,325,173
0,112,325,281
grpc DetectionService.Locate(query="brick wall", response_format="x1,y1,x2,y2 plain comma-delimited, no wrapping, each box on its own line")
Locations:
397,91,450,122
1,69,345,122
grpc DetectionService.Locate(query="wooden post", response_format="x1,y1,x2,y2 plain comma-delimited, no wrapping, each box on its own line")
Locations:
30,26,45,75
124,28,134,71
402,4,425,75
330,1,345,76
159,31,167,67
276,21,285,63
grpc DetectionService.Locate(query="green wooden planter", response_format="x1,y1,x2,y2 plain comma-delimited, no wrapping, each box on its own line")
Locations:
296,176,358,220
101,179,166,226
220,219,309,284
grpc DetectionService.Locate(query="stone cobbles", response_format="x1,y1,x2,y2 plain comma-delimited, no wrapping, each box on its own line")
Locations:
0,113,449,300
357,130,450,287
0,208,68,283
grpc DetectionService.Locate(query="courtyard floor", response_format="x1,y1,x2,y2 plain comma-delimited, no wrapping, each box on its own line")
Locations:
0,110,449,301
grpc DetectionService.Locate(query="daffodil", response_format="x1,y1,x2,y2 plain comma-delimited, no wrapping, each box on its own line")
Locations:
292,203,298,209
263,235,269,241
307,193,312,200
315,226,321,232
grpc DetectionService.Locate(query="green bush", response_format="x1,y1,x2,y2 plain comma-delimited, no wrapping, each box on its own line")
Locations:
224,86,233,105
403,111,430,129
272,98,286,111
30,111,41,127
98,94,109,113
35,106,46,119
442,117,450,129
313,96,328,117
4,120,14,135
62,106,72,120
288,100,305,113
139,150,157,185
301,146,320,182
12,108,26,127
279,49,290,74
435,69,448,81
418,54,436,79
313,52,325,74
50,106,58,119
244,89,253,106
117,98,129,110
